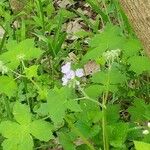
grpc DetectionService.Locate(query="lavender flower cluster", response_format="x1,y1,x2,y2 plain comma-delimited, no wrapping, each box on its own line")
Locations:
61,62,84,86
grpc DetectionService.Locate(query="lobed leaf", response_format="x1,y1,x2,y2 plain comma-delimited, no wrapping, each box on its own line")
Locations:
0,76,17,97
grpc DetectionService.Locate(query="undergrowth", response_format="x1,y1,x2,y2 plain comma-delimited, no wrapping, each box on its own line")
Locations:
0,0,150,150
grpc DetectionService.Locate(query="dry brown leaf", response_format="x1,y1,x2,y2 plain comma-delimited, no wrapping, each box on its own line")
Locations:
57,0,72,8
12,20,20,29
68,52,78,63
65,19,82,40
84,60,100,75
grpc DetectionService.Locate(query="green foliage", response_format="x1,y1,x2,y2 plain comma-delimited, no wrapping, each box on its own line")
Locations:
122,38,142,57
128,56,150,74
128,99,150,122
24,65,39,79
109,123,129,148
59,132,76,150
134,141,150,150
91,69,126,85
0,39,43,70
82,24,126,63
0,103,53,150
0,76,17,97
1,0,150,149
38,87,82,125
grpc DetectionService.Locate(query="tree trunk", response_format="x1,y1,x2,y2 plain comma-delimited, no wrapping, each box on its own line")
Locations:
120,0,150,56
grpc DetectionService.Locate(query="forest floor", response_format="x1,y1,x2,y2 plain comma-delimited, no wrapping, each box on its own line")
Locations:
0,0,150,150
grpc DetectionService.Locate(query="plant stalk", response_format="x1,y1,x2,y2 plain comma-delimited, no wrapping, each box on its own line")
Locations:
102,69,110,150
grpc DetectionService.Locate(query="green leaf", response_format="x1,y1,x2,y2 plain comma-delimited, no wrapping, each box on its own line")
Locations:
2,139,18,150
128,99,150,122
46,89,67,124
66,100,82,112
13,102,31,125
122,38,142,57
0,121,21,138
82,24,126,63
91,69,126,85
128,56,150,74
134,141,150,150
59,133,76,150
89,24,125,49
75,120,100,138
24,65,39,79
0,76,17,97
85,85,103,99
44,87,81,125
82,45,107,63
30,119,53,141
2,134,34,150
0,102,53,150
0,39,43,70
106,105,120,124
17,134,33,150
109,123,129,148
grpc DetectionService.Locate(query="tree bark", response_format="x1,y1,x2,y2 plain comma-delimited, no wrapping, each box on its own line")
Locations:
120,0,150,56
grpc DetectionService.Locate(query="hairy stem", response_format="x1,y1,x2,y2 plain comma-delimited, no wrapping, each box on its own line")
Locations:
78,84,105,108
102,70,110,150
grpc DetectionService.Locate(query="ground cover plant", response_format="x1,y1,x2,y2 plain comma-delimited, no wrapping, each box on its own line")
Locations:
0,0,150,150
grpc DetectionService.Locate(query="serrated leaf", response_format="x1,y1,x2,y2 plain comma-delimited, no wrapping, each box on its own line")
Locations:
122,38,142,57
0,102,53,150
59,133,76,150
76,98,101,123
13,102,31,125
2,139,18,150
0,76,17,97
91,69,126,85
30,120,53,141
128,56,150,74
75,120,100,138
109,123,129,148
24,65,39,79
128,99,148,122
89,24,124,49
0,121,21,138
0,39,43,70
17,134,33,150
36,103,49,116
46,89,67,124
66,100,82,112
2,135,33,150
82,45,107,63
45,87,81,125
85,85,103,99
106,105,120,124
82,24,126,63
134,141,150,150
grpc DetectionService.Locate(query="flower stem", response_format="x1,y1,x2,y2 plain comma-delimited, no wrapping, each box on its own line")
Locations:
102,94,109,150
102,70,110,150
78,85,105,108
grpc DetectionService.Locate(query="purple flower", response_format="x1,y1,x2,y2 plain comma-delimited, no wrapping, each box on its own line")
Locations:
75,69,84,77
61,62,84,86
61,62,71,74
65,70,75,79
